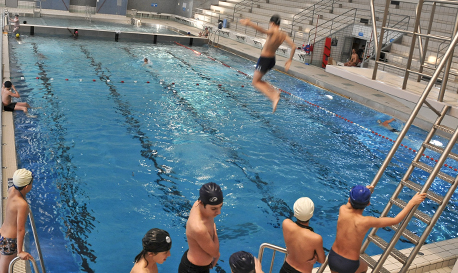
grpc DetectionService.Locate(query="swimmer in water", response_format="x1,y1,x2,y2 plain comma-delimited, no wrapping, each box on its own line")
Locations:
143,58,149,65
130,228,172,273
178,182,223,273
377,118,399,132
229,251,264,273
281,197,325,273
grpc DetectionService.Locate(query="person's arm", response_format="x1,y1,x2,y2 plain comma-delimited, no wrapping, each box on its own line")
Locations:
315,236,326,264
16,203,33,260
211,223,220,267
240,19,270,35
283,35,296,72
254,257,264,273
382,118,396,126
366,193,426,228
192,225,220,258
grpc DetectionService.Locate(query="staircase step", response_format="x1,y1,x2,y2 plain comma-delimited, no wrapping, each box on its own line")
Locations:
401,180,444,204
368,235,408,264
423,142,458,161
434,124,456,135
389,224,420,245
412,161,456,184
360,253,391,273
390,198,432,224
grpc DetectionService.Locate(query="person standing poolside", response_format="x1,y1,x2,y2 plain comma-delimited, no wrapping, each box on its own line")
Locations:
2,81,33,116
328,185,426,273
281,197,325,273
229,251,264,273
178,182,223,273
0,169,34,273
10,14,19,34
240,15,296,113
130,228,172,273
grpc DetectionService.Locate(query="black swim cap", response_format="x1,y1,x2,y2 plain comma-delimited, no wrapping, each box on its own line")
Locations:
4,81,12,88
199,182,223,205
229,251,255,273
270,14,281,26
142,228,172,253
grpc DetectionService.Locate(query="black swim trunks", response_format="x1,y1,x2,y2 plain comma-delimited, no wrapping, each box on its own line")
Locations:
3,103,16,112
279,260,301,273
328,248,360,273
178,250,212,273
255,56,276,74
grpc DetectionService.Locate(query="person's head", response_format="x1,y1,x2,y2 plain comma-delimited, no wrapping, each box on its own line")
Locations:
294,197,314,223
269,14,281,27
377,119,382,124
199,182,223,217
15,14,18,18
229,251,255,273
134,228,172,266
352,48,356,54
4,81,12,89
349,185,371,209
144,58,148,63
13,168,33,193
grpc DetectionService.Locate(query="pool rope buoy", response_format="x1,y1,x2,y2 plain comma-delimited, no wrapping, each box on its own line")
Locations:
24,45,458,173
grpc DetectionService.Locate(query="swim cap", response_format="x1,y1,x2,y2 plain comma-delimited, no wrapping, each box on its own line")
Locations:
294,197,314,221
13,169,32,187
350,185,371,209
229,251,255,273
199,182,223,205
4,81,12,88
142,228,172,253
270,14,281,26
15,33,19,38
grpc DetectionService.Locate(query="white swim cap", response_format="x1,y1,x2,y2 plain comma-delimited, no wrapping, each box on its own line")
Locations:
294,197,314,221
13,169,32,187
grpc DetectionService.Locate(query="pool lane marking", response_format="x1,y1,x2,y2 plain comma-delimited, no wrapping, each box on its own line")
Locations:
174,42,458,173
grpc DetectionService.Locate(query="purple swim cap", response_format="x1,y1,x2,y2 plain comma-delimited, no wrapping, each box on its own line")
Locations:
350,185,371,209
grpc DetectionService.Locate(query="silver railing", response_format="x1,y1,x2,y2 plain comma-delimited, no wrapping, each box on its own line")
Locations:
305,8,357,45
8,257,39,273
33,0,42,16
0,9,4,226
291,0,337,39
232,0,261,22
28,208,46,273
258,243,287,273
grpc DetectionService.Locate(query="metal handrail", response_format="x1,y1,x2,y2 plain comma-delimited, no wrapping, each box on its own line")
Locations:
291,0,336,38
258,243,287,273
305,8,357,44
8,257,40,273
232,0,260,22
28,208,46,273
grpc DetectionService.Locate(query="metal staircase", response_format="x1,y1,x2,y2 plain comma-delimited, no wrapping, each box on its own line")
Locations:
360,104,458,273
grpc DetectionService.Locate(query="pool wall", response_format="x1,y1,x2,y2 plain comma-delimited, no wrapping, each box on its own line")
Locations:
18,24,208,45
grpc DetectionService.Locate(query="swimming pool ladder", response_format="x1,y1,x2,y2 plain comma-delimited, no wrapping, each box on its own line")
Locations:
258,243,287,273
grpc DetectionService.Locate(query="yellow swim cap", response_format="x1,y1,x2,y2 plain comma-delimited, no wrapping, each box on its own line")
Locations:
15,33,19,38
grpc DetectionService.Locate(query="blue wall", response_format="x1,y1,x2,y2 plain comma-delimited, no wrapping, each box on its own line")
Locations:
41,0,71,11
126,0,177,14
97,0,128,15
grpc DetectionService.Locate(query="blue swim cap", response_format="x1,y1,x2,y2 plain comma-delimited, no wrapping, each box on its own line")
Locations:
350,185,371,209
229,251,255,273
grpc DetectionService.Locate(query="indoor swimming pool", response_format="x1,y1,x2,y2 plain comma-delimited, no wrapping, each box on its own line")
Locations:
8,35,458,273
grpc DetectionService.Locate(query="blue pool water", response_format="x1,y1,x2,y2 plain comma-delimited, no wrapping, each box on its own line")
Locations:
8,35,458,273
21,17,182,35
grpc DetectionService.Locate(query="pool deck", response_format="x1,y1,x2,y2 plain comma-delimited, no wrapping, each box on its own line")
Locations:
1,9,457,273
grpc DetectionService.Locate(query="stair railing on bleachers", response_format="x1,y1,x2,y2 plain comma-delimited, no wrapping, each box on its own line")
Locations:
291,0,337,42
305,8,357,45
361,12,410,66
258,243,287,273
232,0,261,22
